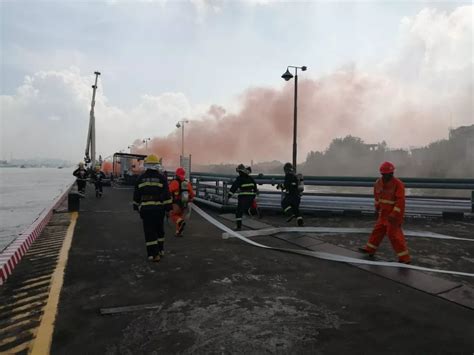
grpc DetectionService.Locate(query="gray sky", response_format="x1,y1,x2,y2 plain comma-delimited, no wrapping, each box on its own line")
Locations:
1,0,472,162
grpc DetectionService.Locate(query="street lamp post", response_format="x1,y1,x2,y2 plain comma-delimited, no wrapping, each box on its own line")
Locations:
176,119,189,157
142,138,150,151
281,65,307,172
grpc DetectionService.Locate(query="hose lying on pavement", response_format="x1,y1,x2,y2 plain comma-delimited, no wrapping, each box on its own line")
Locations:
191,204,474,278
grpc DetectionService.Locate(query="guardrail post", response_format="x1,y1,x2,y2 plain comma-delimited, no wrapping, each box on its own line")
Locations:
195,178,200,197
471,191,474,213
223,182,228,205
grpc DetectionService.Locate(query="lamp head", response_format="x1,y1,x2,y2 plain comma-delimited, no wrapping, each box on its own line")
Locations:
281,69,293,81
176,122,181,128
301,66,307,71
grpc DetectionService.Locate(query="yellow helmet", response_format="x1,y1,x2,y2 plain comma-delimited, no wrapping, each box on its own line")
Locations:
144,154,161,164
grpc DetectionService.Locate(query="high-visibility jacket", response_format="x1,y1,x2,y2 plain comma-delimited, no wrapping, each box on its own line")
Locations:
228,174,258,199
133,169,172,212
169,178,195,207
374,177,405,224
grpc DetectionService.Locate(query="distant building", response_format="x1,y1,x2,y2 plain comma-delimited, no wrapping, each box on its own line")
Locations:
365,144,379,151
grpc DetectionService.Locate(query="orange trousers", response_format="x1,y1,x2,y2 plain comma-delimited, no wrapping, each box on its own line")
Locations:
170,204,185,233
365,218,410,263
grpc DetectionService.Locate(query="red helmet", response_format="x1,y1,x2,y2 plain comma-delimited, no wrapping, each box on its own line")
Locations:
176,167,186,179
379,161,395,174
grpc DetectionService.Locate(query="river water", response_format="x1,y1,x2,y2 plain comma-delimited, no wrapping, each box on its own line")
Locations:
0,167,74,252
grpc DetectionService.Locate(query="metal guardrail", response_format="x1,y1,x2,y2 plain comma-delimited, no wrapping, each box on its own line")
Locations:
190,172,474,214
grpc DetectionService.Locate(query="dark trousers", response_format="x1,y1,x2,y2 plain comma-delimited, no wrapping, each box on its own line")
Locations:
236,195,255,228
282,194,301,218
140,209,165,257
77,180,86,193
94,181,103,193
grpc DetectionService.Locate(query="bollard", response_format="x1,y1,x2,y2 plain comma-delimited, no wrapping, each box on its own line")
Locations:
68,190,80,212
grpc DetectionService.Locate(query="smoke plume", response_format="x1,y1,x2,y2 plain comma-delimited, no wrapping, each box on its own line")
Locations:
134,6,473,167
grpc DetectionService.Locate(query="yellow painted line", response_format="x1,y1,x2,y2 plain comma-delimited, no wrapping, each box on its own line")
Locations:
2,341,31,354
14,279,51,293
0,334,18,347
0,318,37,334
0,292,48,311
16,275,52,287
0,300,46,315
31,212,78,355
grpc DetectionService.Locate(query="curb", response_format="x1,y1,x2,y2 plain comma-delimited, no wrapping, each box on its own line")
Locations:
0,184,73,286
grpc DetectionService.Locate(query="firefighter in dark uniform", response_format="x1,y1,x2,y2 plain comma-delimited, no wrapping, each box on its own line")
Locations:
133,154,172,262
90,165,106,197
279,162,304,226
228,164,258,230
73,162,88,196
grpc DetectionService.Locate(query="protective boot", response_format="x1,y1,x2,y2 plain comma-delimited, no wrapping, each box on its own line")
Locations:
235,220,242,231
358,247,375,257
296,216,304,226
176,220,186,237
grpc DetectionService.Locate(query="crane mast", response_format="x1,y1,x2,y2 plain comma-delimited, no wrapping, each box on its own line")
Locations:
85,71,101,169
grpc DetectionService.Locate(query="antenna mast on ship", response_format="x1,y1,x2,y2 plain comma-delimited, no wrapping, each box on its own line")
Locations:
85,71,101,169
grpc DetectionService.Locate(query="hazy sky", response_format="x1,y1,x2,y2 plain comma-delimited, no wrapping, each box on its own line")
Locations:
1,0,472,163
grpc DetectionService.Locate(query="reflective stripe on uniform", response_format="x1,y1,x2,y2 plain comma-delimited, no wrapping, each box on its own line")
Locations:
139,181,163,188
393,207,401,213
284,206,292,212
379,198,395,205
157,238,165,242
296,216,303,220
367,242,377,249
291,182,297,185
146,241,158,246
239,192,256,195
241,183,255,188
140,199,172,207
236,218,242,221
397,250,409,257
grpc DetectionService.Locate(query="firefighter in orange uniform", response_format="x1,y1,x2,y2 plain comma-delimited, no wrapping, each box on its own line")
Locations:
359,161,410,263
169,167,195,237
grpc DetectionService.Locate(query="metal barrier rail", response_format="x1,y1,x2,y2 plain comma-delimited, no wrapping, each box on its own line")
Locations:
190,172,474,214
191,172,474,189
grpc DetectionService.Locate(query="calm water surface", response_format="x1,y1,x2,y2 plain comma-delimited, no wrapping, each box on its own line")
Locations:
0,168,74,251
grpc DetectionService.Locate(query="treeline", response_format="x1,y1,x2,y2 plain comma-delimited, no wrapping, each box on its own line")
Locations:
301,125,473,177
197,125,473,178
